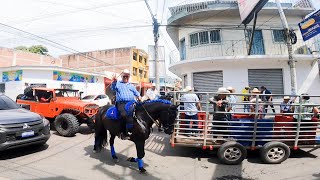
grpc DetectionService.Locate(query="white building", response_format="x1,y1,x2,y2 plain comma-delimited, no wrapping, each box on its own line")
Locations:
167,0,320,98
0,66,106,100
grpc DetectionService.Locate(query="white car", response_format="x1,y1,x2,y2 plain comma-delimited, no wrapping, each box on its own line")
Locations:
82,94,111,107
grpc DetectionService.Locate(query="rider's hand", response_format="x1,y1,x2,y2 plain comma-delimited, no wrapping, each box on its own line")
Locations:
112,74,117,82
137,96,142,102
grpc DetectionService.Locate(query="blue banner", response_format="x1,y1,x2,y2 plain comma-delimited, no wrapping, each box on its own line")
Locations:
299,9,320,41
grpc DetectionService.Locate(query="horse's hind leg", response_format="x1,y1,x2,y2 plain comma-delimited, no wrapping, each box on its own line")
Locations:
110,134,119,162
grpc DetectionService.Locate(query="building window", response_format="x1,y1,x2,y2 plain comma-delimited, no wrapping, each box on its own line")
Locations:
139,55,142,63
0,83,5,93
133,52,137,61
139,69,143,78
210,30,221,43
144,58,147,65
199,31,209,44
144,71,147,78
133,67,137,76
273,30,285,42
190,33,199,47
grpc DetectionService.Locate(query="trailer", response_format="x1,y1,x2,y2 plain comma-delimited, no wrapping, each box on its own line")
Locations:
170,91,320,165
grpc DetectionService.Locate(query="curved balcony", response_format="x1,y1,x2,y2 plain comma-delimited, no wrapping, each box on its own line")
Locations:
168,0,314,25
169,38,320,65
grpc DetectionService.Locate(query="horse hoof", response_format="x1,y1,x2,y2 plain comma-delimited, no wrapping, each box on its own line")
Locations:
112,156,119,163
127,157,136,162
139,167,147,173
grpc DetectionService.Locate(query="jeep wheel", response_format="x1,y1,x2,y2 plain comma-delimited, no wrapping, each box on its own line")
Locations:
54,113,80,137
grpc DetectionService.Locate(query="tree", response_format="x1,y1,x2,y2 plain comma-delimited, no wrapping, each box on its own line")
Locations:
14,45,49,55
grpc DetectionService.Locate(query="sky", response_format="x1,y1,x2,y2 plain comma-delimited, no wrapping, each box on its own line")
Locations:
0,0,318,73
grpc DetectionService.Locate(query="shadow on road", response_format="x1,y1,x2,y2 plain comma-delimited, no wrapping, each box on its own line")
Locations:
26,176,76,180
83,145,161,180
0,144,49,160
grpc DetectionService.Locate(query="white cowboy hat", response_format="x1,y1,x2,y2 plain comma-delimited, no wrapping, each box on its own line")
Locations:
283,96,290,100
122,69,130,75
151,83,156,86
217,87,230,94
184,86,192,92
251,88,260,93
226,86,235,93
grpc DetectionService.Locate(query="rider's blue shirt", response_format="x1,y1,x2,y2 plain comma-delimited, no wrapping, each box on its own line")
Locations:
111,80,140,102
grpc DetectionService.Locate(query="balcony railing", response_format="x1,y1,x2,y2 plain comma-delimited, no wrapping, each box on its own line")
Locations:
170,38,320,64
168,0,314,19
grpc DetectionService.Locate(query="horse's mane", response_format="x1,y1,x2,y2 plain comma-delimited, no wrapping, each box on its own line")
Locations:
140,99,172,105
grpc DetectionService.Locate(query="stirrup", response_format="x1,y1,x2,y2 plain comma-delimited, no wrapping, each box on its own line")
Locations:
120,133,130,140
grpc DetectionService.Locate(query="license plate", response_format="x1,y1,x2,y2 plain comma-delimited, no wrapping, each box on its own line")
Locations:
21,131,34,138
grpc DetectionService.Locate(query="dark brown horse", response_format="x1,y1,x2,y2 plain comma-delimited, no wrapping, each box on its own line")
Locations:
94,100,178,172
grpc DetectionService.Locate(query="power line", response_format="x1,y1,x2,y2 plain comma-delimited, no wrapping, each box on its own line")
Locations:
5,0,145,25
0,22,127,72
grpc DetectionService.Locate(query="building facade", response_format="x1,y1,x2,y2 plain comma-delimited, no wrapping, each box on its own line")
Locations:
0,66,106,101
167,0,320,97
59,47,151,94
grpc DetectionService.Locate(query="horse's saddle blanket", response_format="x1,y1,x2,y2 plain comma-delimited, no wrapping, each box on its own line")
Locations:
105,101,136,121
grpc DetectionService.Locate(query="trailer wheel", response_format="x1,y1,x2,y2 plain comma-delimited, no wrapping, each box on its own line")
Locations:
218,141,247,165
260,142,290,164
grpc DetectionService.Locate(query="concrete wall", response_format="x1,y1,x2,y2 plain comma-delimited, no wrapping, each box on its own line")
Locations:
176,15,315,60
0,48,62,67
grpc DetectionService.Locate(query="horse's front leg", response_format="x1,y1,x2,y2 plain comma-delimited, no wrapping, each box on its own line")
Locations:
133,140,146,173
110,134,119,163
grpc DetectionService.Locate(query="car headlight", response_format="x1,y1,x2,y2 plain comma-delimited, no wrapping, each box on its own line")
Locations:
40,115,50,127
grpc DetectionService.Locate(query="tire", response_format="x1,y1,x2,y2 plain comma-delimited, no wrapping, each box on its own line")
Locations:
16,94,24,102
218,141,247,165
260,142,290,164
54,113,80,137
24,86,34,98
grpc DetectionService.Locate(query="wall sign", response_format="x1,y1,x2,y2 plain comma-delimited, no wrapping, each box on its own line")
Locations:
53,71,95,83
2,70,22,82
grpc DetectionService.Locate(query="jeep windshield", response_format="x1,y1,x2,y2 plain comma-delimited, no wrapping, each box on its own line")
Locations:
55,89,79,98
0,95,20,110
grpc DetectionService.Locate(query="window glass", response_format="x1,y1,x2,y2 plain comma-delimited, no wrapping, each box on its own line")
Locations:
199,31,209,44
190,33,199,47
210,30,221,43
273,30,285,42
0,95,20,110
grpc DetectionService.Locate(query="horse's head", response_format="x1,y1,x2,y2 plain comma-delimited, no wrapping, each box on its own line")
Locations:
159,104,178,135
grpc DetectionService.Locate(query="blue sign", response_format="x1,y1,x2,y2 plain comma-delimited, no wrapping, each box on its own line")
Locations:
299,9,320,41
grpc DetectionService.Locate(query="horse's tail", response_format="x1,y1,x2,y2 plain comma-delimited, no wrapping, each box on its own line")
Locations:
94,106,109,153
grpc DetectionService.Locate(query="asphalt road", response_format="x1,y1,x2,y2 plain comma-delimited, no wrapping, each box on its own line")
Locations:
0,126,320,180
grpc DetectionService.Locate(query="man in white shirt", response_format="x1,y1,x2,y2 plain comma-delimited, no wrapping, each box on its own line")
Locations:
180,86,202,136
145,83,159,100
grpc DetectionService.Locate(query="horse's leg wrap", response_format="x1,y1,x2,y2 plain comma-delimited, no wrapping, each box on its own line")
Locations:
111,146,116,158
136,158,146,173
110,134,118,161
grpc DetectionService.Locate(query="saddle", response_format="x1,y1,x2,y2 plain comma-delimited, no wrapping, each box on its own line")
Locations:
105,101,136,121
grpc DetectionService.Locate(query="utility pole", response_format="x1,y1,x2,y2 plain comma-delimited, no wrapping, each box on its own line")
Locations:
275,0,297,95
144,0,160,92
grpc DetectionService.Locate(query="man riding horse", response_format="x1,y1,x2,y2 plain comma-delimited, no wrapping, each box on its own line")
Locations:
111,69,142,139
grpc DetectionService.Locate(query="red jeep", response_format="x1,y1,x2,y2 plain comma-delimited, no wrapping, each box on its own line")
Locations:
17,88,99,137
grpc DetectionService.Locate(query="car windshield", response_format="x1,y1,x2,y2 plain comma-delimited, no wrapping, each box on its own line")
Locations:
0,95,20,110
55,90,79,97
82,95,95,100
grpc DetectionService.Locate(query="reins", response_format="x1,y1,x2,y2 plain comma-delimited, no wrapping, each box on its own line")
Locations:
138,102,161,128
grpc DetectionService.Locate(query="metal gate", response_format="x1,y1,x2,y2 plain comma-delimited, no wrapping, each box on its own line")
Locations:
248,69,284,94
193,71,223,92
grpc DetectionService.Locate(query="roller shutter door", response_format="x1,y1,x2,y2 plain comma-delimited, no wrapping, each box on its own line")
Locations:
193,71,223,92
248,69,284,94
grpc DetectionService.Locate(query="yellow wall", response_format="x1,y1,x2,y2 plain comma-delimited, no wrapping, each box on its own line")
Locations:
131,48,149,83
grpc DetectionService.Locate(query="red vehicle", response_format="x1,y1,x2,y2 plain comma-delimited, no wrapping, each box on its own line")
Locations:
17,88,99,137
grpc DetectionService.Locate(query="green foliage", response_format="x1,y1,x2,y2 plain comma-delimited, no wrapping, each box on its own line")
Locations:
14,45,49,55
